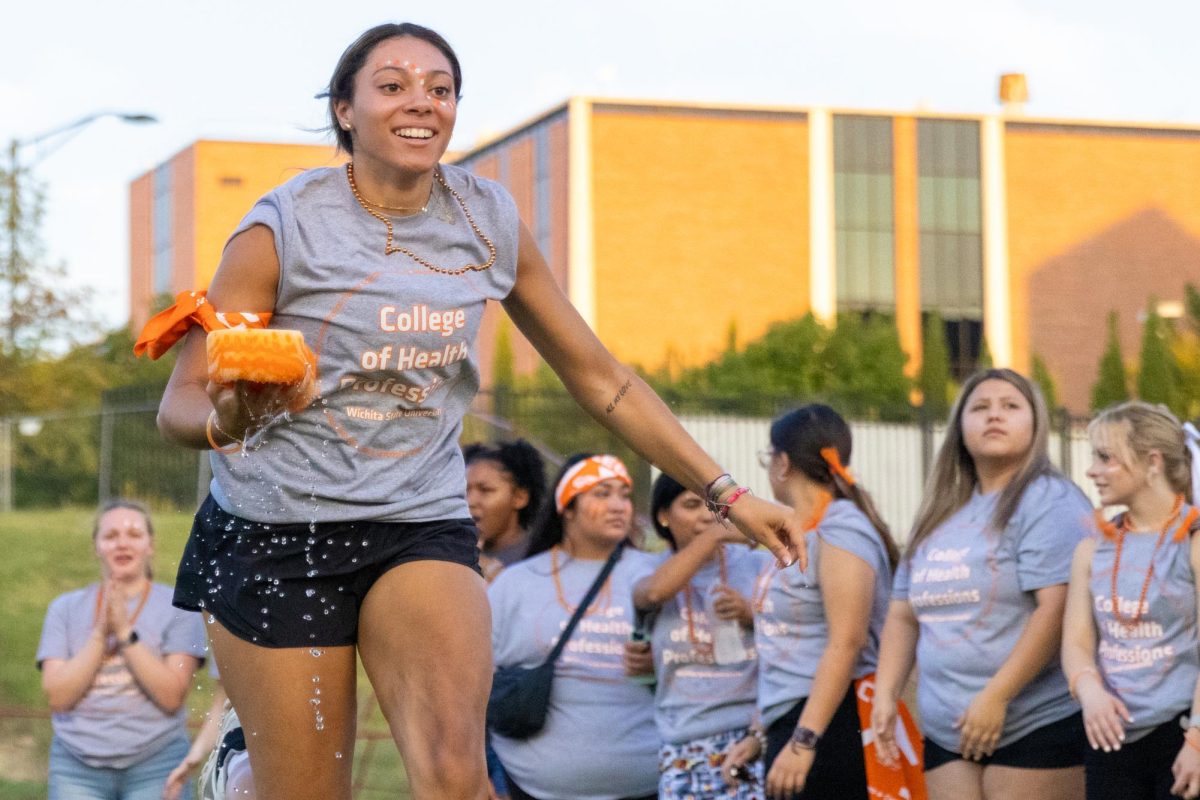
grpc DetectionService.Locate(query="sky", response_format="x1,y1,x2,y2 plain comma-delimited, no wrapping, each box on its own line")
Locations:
2,0,1198,334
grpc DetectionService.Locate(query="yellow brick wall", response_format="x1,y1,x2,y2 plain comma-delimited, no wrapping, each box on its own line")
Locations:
191,141,342,287
590,109,810,372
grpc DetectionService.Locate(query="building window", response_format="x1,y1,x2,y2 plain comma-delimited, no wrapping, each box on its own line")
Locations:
833,115,895,312
917,119,983,379
152,163,173,296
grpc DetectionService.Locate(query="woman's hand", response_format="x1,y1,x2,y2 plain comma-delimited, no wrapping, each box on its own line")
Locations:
710,585,753,627
766,744,815,798
871,691,901,768
1076,677,1132,752
721,734,762,785
622,639,654,678
1171,735,1200,799
162,753,202,800
105,581,131,640
207,379,305,441
955,685,1008,760
726,494,807,571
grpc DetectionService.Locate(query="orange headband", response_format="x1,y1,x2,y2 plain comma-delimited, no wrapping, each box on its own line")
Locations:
134,290,272,360
819,447,856,486
555,455,632,513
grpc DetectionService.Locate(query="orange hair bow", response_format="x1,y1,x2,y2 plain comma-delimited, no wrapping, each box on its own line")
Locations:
134,290,272,360
554,455,632,513
819,447,856,486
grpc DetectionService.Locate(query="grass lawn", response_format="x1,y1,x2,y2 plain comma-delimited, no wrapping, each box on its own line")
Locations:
0,507,411,797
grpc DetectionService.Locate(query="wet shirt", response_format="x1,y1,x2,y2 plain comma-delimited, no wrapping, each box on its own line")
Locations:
755,499,893,726
489,548,660,800
648,545,773,744
208,164,520,524
1090,503,1199,740
36,583,207,768
892,474,1091,750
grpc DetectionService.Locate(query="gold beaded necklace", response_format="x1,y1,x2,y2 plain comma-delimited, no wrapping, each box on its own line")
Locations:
345,162,497,275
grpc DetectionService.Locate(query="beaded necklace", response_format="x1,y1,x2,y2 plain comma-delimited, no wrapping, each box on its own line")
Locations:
551,545,613,615
1109,494,1184,628
682,546,730,655
345,162,497,275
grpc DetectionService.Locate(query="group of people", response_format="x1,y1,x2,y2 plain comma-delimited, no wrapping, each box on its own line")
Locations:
34,19,1200,800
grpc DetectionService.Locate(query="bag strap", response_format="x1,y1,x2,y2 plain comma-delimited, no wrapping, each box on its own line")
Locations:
543,541,626,666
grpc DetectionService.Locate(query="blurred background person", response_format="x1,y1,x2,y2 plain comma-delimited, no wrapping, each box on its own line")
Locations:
464,439,547,582
633,472,771,799
36,500,207,800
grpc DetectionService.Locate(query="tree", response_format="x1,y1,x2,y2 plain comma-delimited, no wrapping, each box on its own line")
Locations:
0,166,94,361
919,312,953,419
1136,303,1180,413
1091,311,1129,411
821,313,912,420
1031,353,1059,411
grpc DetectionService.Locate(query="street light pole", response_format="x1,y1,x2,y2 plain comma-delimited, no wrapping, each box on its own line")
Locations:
3,110,157,355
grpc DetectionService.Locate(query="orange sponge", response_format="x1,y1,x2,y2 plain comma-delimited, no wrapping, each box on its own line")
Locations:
206,328,317,411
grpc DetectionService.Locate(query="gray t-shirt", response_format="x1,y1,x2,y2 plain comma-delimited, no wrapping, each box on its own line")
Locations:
892,474,1090,750
36,583,208,768
755,499,893,726
489,548,660,800
1090,504,1200,740
209,164,520,523
648,546,773,744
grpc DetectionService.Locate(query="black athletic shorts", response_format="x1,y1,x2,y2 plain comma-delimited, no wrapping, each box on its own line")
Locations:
174,494,481,648
924,711,1086,771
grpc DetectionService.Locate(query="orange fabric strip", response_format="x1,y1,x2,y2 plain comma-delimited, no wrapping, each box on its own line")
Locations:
133,290,273,360
854,674,928,800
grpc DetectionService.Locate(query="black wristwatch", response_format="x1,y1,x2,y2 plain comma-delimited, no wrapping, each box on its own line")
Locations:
790,726,821,752
117,630,139,650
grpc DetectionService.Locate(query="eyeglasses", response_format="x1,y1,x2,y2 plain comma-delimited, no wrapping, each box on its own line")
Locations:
756,448,775,469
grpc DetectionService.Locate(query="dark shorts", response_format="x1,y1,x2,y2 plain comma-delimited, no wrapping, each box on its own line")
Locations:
924,711,1086,771
173,494,481,648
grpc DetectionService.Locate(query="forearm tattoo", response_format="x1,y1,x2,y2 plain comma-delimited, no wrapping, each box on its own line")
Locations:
606,378,633,415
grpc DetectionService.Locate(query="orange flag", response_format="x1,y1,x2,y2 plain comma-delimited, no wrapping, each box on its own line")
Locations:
855,674,928,800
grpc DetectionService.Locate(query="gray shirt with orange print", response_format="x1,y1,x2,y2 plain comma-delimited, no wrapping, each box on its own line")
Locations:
892,474,1091,751
208,164,520,524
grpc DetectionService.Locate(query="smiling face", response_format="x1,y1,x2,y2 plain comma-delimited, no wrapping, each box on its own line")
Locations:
94,507,154,581
563,478,633,551
466,459,528,544
960,378,1035,468
335,35,457,177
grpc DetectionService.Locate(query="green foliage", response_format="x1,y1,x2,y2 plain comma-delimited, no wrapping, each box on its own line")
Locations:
1136,303,1181,413
977,336,994,370
491,318,515,391
919,312,953,419
1091,311,1130,412
1031,354,1059,411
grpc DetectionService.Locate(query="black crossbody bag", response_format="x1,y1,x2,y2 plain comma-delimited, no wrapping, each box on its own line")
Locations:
487,542,625,739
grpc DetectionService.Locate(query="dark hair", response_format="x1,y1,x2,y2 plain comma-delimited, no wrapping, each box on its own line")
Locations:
526,453,594,558
463,439,547,530
770,404,899,569
324,22,463,154
649,472,689,550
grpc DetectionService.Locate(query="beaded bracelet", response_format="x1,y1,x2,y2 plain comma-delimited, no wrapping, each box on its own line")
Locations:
206,411,242,455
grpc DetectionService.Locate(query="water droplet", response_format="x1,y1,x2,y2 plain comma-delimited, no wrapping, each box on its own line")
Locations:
207,615,215,624
254,574,263,581
307,569,318,578
305,589,317,598
260,607,268,614
334,751,343,760
310,648,325,658
350,557,358,564
361,540,368,547
303,614,313,621
261,622,269,629
312,676,320,683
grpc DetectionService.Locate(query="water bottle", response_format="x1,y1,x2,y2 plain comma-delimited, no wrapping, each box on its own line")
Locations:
707,586,748,665
629,612,657,687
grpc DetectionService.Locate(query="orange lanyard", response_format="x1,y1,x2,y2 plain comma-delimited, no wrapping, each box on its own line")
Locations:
1109,495,1186,627
683,547,730,654
551,546,612,615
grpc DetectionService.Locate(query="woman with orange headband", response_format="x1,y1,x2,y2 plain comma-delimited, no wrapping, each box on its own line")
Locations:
722,404,921,800
872,369,1091,800
488,454,661,800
